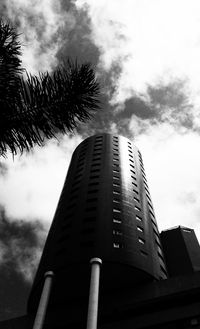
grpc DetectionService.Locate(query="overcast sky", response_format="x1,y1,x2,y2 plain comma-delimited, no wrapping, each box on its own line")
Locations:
1,0,200,321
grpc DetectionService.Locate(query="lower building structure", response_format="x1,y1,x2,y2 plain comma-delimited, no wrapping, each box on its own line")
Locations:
1,134,200,328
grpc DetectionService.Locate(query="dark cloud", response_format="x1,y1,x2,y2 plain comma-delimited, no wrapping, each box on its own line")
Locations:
0,207,46,320
0,163,8,177
1,0,197,139
76,77,199,140
56,2,100,66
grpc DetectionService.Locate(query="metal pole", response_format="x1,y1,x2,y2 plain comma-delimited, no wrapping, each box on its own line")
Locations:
33,271,54,329
86,258,102,329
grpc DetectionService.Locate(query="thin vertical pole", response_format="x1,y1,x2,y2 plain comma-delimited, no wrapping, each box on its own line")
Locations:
86,258,102,329
33,271,54,329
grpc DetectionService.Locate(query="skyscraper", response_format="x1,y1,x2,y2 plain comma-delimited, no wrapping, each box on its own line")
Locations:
28,133,167,325
1,133,200,329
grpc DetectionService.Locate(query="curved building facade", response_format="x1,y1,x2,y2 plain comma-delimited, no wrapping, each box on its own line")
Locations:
28,133,167,315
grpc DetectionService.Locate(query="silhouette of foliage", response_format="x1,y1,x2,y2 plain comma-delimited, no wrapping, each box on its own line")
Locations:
0,20,100,156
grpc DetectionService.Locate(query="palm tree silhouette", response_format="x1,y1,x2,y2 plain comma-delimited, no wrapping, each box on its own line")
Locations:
0,20,100,157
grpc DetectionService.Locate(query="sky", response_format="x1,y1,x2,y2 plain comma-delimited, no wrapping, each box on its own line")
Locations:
1,0,200,321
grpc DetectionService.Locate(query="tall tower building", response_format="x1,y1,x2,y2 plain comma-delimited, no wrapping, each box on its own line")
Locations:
28,133,167,326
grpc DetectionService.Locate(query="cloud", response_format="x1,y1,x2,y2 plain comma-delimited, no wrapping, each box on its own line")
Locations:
1,0,76,73
0,135,82,222
134,123,200,240
0,206,46,282
0,206,45,320
56,2,101,66
0,162,8,177
76,0,200,107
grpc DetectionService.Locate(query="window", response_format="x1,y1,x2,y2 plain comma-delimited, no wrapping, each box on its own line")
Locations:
74,173,82,180
131,175,137,181
113,169,119,173
137,226,143,232
87,197,98,203
113,208,121,213
129,159,134,164
149,209,155,218
129,154,134,159
132,182,138,188
134,197,140,203
133,189,139,195
89,182,99,187
91,163,100,167
90,175,99,179
158,251,165,261
94,147,101,152
79,154,85,161
143,175,147,183
160,265,167,275
146,193,152,201
113,218,122,224
80,241,94,248
135,205,141,212
136,215,142,222
113,190,120,195
113,229,122,236
69,195,77,202
67,203,76,210
113,182,120,187
71,186,79,194
130,169,136,175
85,206,96,211
92,157,101,162
77,161,84,168
81,228,94,234
139,238,145,244
91,168,100,173
88,189,98,194
62,221,72,229
93,151,101,156
113,200,120,206
155,239,162,249
84,216,95,222
153,228,159,237
141,250,148,256
76,166,84,174
148,202,154,210
151,219,157,229
113,242,123,248
130,164,135,169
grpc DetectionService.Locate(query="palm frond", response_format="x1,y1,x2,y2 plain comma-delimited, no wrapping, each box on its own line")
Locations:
0,21,100,157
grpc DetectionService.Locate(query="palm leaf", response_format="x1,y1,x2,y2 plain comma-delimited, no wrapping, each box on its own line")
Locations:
0,20,100,157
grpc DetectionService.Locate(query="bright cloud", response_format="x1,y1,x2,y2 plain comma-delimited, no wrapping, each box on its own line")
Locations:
0,135,82,224
77,0,200,103
135,122,200,240
5,0,76,73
